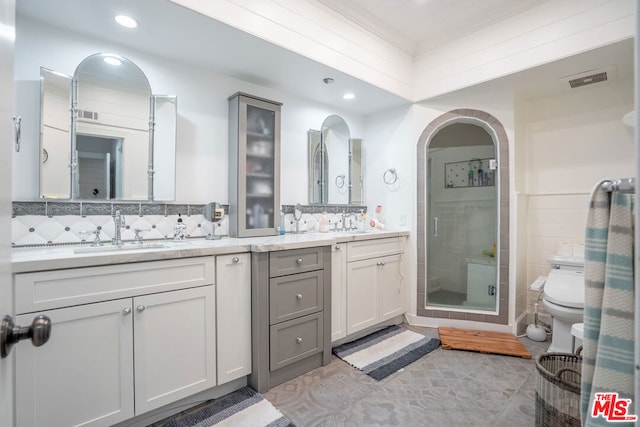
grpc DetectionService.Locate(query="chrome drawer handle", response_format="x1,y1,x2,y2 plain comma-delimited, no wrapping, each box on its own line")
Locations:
122,307,132,315
296,293,303,301
136,305,146,313
232,256,239,264
296,337,303,344
296,258,303,264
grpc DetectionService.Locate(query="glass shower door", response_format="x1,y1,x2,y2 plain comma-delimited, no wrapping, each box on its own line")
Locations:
426,123,498,312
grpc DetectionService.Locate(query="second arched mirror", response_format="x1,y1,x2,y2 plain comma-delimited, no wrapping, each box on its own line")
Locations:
308,115,365,205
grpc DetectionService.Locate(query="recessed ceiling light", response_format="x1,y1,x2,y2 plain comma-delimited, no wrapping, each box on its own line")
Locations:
115,15,138,28
103,56,122,66
343,93,355,100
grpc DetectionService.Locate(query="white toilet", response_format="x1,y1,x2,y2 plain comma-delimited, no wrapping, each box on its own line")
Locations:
542,255,585,353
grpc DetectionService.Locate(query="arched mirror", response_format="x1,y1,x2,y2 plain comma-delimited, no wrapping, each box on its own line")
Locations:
308,115,365,205
39,53,177,200
72,53,152,200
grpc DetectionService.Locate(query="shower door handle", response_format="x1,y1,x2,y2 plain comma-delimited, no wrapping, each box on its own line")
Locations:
433,217,438,237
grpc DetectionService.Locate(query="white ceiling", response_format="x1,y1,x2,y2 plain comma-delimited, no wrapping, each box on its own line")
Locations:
16,0,633,115
319,0,549,56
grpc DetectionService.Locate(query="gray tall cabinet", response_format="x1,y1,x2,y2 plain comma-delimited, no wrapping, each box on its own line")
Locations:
228,92,281,237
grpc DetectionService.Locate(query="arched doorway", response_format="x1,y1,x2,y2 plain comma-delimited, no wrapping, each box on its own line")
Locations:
416,109,510,324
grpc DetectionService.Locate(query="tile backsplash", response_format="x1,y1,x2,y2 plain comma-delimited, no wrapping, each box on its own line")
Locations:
12,201,367,247
12,201,228,247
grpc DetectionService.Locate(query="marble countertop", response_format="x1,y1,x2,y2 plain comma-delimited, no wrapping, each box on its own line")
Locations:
12,229,409,273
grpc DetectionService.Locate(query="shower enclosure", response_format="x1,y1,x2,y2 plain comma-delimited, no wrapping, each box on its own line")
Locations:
426,123,499,312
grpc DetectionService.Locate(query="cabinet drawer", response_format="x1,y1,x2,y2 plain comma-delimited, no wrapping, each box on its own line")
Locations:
347,237,403,262
269,312,323,371
15,256,215,313
270,270,323,324
269,247,324,277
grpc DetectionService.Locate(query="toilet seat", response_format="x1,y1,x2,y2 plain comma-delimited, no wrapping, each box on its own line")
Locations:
543,269,584,309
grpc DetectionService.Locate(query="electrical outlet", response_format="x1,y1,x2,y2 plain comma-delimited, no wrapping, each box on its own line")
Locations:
399,213,406,226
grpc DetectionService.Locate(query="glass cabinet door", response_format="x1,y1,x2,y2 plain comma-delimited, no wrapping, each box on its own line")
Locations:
245,104,276,230
229,93,281,237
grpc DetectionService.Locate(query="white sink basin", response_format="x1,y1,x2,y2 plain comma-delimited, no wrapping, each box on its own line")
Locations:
74,242,168,254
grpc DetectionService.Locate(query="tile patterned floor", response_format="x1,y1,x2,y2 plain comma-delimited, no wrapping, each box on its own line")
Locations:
264,325,551,427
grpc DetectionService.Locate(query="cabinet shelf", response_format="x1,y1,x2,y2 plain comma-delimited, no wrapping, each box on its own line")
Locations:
247,172,273,179
247,130,274,138
247,193,274,198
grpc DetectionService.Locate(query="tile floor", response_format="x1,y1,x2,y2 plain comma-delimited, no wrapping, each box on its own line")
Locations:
264,325,551,427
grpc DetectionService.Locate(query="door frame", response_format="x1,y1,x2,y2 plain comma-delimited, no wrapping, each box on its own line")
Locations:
416,109,510,325
0,0,16,425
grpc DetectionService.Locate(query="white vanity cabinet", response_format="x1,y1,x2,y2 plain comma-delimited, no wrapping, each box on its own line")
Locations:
16,299,135,427
14,256,218,427
216,253,252,385
345,237,405,336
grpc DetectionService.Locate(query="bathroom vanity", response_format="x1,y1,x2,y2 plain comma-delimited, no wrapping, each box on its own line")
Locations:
10,230,407,426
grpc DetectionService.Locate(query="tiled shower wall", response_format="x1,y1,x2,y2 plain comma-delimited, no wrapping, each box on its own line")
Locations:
12,201,366,247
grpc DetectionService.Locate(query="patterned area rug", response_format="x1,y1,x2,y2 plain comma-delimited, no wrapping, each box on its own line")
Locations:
161,387,295,427
332,325,441,380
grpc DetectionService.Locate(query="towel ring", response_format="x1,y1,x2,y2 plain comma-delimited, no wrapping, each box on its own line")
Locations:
383,168,397,185
335,174,346,189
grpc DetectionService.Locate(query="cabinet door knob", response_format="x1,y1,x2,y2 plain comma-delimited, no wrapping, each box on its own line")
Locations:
296,258,303,265
296,337,303,344
296,293,303,300
122,307,132,315
136,305,146,313
335,245,341,250
232,256,240,264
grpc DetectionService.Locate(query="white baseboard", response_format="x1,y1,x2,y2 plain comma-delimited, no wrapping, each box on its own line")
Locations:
405,313,515,334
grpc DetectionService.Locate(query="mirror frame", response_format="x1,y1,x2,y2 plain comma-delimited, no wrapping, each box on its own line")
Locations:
71,53,153,200
308,115,365,205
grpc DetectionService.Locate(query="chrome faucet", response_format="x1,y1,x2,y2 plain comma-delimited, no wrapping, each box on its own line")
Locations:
112,210,126,246
341,212,357,231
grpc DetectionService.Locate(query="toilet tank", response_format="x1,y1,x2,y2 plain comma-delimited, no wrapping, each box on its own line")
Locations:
548,255,584,271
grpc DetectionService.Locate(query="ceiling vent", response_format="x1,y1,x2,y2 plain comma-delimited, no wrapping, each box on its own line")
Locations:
77,109,99,121
568,72,607,88
561,66,617,90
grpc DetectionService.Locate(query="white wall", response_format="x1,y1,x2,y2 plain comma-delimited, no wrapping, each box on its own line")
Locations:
519,77,635,286
412,0,634,100
13,17,365,204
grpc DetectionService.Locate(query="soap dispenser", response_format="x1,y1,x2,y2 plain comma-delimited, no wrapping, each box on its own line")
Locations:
174,214,186,240
319,212,330,233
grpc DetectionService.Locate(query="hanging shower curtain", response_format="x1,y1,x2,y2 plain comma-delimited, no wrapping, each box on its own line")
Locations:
581,181,635,426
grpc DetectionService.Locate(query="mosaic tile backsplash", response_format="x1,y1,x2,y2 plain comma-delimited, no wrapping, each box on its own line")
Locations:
12,201,367,247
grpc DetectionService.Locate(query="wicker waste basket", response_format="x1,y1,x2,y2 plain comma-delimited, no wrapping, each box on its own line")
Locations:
535,352,582,427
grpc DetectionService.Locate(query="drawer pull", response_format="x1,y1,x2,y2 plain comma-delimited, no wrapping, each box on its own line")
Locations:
296,258,303,265
296,293,303,301
296,337,303,344
136,305,146,313
377,262,386,266
232,256,240,264
122,307,131,315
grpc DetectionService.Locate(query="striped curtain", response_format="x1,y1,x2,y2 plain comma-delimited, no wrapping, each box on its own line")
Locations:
581,182,635,426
